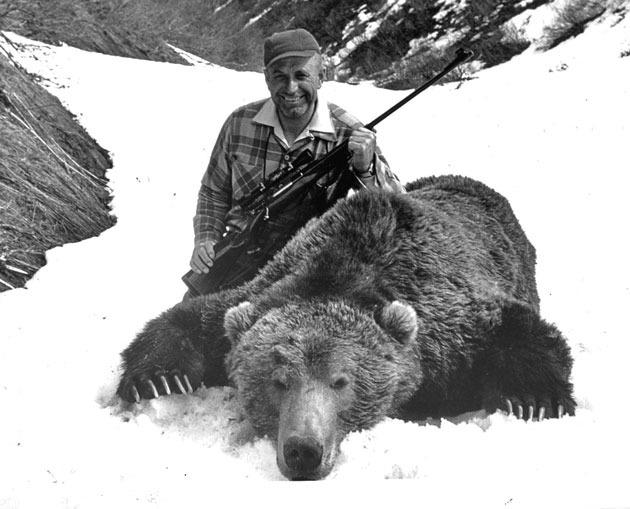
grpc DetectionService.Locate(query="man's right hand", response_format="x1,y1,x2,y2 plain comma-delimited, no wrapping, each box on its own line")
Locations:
190,240,215,274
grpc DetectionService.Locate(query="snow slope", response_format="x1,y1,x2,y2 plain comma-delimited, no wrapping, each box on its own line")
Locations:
1,7,629,507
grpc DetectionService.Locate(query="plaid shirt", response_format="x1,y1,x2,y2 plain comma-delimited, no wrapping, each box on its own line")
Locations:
194,96,403,245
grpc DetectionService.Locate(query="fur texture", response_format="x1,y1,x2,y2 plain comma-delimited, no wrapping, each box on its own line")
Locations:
117,175,575,479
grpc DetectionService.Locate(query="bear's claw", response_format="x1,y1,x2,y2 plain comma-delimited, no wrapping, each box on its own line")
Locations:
131,385,141,404
183,374,194,394
160,375,172,395
173,375,187,395
147,379,160,399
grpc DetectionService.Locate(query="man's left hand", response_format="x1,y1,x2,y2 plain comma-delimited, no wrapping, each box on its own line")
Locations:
348,127,376,172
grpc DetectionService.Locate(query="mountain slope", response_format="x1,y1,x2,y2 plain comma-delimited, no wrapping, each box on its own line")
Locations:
0,37,115,291
2,0,622,87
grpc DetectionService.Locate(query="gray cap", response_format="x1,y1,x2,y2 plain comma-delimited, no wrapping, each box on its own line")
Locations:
263,29,321,67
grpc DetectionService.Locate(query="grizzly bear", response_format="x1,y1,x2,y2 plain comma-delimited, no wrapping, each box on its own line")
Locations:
117,175,575,480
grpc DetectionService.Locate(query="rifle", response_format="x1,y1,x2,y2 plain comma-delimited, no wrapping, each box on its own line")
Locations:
182,48,474,296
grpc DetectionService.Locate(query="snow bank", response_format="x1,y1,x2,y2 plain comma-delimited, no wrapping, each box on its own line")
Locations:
1,10,629,506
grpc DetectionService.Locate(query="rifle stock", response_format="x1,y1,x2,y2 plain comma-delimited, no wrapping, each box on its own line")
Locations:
182,218,261,296
182,48,474,296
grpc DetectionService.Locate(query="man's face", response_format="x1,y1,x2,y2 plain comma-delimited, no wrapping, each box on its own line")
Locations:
265,55,323,123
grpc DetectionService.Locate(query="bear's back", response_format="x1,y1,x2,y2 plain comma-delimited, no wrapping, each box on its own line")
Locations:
406,176,530,252
405,175,539,309
252,175,538,314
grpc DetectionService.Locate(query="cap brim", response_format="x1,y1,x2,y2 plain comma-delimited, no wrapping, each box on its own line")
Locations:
265,50,319,68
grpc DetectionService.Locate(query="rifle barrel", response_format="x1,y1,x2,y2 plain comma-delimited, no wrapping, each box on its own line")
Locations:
365,48,474,130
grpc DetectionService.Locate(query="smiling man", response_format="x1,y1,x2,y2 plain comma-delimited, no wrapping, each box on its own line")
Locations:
190,28,403,281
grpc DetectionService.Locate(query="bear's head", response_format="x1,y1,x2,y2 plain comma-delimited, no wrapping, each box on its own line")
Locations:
224,298,417,480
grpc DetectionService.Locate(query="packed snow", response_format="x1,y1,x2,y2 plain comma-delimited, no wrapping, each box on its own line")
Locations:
1,6,629,507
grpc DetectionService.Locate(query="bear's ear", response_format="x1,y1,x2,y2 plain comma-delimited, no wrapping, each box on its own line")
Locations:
375,301,418,345
224,301,258,345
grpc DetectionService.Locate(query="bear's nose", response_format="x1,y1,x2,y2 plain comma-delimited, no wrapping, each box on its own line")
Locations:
283,436,323,475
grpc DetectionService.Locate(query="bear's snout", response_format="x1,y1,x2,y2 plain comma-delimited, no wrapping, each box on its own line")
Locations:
276,377,340,480
283,436,323,477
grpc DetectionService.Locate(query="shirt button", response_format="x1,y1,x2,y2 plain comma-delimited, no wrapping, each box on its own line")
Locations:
283,154,290,161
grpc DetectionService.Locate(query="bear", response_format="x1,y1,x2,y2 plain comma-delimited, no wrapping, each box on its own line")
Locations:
117,175,575,481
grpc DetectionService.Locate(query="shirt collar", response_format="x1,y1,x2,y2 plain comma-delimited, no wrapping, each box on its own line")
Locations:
252,95,336,147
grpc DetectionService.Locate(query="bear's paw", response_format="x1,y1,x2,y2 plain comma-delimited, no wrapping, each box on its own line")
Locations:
117,310,206,403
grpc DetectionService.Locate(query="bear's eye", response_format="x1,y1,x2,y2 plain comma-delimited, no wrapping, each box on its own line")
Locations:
271,369,289,391
330,374,350,390
273,378,289,391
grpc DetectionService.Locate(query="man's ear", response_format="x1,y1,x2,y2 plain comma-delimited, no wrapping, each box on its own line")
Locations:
313,54,324,86
263,67,272,86
224,301,258,346
375,301,418,345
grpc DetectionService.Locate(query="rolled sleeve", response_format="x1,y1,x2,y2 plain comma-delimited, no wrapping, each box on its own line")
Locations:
373,147,404,193
356,147,404,193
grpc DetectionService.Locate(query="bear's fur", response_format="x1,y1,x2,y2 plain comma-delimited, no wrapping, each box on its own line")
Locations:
117,175,575,480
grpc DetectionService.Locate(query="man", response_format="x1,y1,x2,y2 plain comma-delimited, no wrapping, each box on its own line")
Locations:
190,28,403,278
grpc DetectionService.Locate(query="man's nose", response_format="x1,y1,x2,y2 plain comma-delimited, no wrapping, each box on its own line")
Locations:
286,78,299,93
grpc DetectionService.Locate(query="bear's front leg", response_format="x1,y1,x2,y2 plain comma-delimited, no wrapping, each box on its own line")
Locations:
117,298,207,402
117,289,248,402
477,301,576,420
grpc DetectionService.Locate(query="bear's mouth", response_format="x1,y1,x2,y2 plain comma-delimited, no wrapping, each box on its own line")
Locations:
282,463,334,481
290,474,319,481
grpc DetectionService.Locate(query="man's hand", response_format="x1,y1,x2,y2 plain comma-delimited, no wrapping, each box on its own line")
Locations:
348,127,376,173
190,240,215,274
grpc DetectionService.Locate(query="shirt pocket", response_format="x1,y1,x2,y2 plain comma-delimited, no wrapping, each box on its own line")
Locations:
230,156,263,203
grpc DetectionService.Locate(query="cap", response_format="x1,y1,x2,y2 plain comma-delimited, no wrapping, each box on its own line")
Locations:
263,29,321,68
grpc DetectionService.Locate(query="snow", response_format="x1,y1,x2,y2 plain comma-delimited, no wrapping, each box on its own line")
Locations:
331,0,408,66
1,6,629,506
434,0,470,23
213,0,234,14
341,4,371,40
243,2,277,29
507,1,561,42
